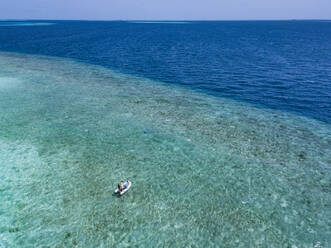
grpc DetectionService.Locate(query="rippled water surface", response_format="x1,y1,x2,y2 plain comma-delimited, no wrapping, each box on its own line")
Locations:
0,20,330,122
0,21,330,247
0,53,330,247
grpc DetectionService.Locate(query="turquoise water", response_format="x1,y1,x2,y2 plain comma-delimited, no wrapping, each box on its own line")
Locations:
0,22,54,26
0,52,330,247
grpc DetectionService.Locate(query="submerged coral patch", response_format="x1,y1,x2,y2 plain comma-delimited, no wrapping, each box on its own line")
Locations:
0,52,330,247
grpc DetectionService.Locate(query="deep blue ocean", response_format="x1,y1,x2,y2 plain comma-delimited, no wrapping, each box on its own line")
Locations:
0,20,330,123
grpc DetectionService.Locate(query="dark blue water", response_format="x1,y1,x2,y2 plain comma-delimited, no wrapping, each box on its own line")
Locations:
0,20,330,123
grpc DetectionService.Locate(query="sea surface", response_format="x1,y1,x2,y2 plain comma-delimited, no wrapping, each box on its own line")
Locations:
0,21,330,247
1,21,331,123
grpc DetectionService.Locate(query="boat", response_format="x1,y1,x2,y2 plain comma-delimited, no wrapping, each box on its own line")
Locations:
114,181,132,195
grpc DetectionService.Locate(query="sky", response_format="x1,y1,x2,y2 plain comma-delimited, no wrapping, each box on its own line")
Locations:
0,0,330,20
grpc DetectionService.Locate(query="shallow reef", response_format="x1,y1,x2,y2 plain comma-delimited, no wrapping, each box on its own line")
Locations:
0,53,330,247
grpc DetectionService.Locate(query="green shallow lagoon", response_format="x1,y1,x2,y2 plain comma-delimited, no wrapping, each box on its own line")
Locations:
0,53,330,247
